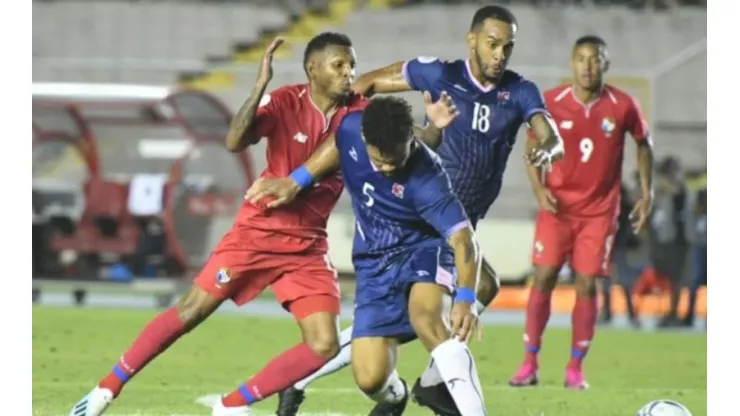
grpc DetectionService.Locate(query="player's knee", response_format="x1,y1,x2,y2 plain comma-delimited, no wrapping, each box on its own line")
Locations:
174,286,221,330
352,363,388,396
477,266,500,306
300,313,340,359
532,266,560,292
575,274,598,297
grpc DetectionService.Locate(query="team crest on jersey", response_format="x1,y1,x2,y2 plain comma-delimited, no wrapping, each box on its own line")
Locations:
601,117,616,135
497,91,511,101
391,183,405,198
216,267,232,287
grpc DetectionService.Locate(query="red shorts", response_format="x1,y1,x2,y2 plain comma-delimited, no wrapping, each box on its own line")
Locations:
531,210,618,277
193,230,340,319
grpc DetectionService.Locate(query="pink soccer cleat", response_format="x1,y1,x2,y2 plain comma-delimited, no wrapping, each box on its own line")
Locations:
508,363,539,387
564,367,590,390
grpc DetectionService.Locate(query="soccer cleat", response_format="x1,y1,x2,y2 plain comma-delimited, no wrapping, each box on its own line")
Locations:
369,379,410,416
69,386,114,416
276,387,305,416
564,367,590,390
508,363,539,387
410,377,460,416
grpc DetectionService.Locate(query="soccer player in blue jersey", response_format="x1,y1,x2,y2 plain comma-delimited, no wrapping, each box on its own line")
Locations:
256,5,564,416
251,96,488,415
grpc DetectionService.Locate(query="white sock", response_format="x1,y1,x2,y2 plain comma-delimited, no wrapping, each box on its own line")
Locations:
365,370,406,404
293,325,353,390
430,339,487,416
420,358,444,387
475,300,487,315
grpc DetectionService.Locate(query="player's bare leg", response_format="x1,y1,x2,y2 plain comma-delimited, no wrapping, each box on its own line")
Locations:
69,286,223,416
351,337,409,416
220,297,340,413
280,260,499,415
410,282,486,416
564,273,598,390
412,258,498,414
509,265,560,387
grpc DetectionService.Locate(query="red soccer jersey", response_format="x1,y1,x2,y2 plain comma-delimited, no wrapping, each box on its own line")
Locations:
530,84,650,217
235,84,367,253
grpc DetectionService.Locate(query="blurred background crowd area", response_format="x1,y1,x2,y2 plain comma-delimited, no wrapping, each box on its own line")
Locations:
32,0,706,327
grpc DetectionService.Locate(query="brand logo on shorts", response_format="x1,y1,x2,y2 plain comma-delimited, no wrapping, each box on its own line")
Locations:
534,241,544,255
216,267,231,287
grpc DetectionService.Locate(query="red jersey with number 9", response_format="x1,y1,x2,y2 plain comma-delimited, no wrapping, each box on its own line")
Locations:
529,84,650,217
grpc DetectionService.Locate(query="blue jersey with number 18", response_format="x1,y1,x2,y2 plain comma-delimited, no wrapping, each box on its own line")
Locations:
403,57,549,225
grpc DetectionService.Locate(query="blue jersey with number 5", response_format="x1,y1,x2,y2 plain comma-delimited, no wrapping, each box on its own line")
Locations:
402,57,548,225
334,111,470,271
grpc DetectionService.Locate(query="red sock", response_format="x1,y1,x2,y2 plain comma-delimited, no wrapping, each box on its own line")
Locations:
569,296,598,370
523,288,552,366
222,343,329,407
98,307,186,397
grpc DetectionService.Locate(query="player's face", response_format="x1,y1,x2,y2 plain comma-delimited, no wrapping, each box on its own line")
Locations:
468,19,516,82
365,139,413,177
570,43,608,91
310,45,357,98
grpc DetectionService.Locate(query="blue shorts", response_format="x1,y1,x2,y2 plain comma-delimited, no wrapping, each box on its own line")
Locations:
352,245,456,342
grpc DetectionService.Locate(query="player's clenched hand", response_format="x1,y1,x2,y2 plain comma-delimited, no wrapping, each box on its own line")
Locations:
450,301,479,343
423,91,459,129
629,195,652,234
244,177,300,208
257,37,285,85
535,187,558,213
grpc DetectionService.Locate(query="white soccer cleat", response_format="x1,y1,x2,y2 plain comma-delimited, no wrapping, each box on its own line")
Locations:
196,394,254,416
68,387,114,416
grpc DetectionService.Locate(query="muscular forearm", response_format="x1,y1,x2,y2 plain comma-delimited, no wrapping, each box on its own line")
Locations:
302,135,341,180
352,62,409,97
225,80,269,152
413,124,443,149
524,139,545,195
636,142,654,197
449,229,481,291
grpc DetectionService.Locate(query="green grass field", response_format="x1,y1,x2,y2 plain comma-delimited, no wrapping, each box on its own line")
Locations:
33,307,706,416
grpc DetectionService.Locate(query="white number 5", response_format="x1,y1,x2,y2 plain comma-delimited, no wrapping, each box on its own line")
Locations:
362,182,375,207
579,138,594,162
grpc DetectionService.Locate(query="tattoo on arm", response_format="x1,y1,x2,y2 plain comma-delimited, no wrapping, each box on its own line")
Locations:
225,81,269,152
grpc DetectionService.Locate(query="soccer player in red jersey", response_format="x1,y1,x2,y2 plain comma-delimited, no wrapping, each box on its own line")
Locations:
68,33,376,416
509,35,654,390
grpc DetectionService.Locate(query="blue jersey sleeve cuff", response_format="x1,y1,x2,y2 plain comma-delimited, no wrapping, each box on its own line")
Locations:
444,220,471,239
401,60,416,90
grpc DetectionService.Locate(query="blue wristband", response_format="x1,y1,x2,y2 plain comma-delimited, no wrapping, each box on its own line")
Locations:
454,287,476,303
289,166,314,190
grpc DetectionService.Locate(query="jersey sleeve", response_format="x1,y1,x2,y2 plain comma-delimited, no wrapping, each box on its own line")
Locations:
624,96,651,142
517,80,549,123
334,111,362,150
252,89,286,138
402,57,445,92
413,169,471,239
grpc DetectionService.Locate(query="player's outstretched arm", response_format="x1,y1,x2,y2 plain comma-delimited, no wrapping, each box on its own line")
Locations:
225,37,284,152
352,62,411,97
526,113,565,167
244,134,341,208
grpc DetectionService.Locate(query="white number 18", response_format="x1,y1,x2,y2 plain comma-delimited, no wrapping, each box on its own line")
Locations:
579,138,594,162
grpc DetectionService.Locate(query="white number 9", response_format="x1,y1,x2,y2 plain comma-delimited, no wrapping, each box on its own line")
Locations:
579,138,594,163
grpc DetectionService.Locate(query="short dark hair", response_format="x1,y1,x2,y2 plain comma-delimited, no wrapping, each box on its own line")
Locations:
574,35,607,49
361,97,414,156
470,5,517,31
303,32,353,73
